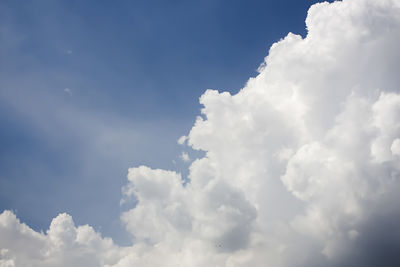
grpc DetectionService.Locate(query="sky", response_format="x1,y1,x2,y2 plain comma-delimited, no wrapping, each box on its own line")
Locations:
1,0,400,266
0,0,325,244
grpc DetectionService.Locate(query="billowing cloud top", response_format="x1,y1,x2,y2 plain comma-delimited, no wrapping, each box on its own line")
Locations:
2,0,400,266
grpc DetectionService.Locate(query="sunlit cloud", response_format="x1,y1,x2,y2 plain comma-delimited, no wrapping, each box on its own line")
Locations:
1,0,400,266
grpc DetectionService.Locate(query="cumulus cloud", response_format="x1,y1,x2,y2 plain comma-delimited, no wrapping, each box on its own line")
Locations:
0,210,125,267
2,0,400,266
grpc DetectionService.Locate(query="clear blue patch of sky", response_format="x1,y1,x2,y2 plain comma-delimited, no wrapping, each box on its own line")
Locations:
0,0,332,245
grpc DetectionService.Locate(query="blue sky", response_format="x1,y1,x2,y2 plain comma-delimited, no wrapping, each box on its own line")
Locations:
0,0,327,245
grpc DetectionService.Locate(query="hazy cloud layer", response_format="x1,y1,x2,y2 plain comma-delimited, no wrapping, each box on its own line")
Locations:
2,0,400,266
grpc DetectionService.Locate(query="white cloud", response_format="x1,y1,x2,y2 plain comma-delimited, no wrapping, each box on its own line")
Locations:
177,135,187,145
0,210,125,267
2,0,400,266
391,138,400,156
180,152,190,162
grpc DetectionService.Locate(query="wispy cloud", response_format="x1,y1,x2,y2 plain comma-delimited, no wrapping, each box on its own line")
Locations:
180,152,190,162
64,88,72,95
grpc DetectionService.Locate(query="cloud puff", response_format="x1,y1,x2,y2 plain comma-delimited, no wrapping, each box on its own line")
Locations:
2,0,400,266
0,210,125,267
180,152,190,162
